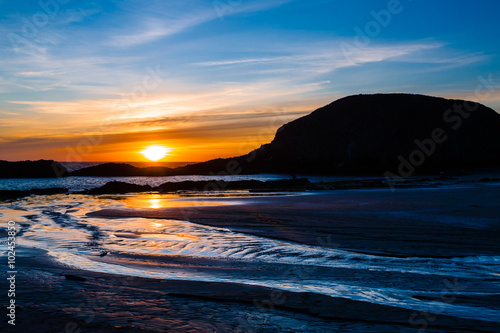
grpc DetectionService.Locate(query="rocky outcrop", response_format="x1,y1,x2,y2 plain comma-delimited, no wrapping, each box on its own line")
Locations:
155,178,316,192
0,160,68,178
0,187,68,200
175,94,500,174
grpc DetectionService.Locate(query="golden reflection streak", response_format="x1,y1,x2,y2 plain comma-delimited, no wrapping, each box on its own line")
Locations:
120,194,234,209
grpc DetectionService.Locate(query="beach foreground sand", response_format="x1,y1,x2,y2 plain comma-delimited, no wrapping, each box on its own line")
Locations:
1,246,499,333
1,185,500,332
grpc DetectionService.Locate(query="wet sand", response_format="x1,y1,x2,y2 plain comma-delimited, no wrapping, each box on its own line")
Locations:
90,186,500,258
1,185,500,332
1,247,499,333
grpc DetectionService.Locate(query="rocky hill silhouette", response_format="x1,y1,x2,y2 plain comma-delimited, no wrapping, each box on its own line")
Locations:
175,94,500,175
4,94,499,178
0,160,68,178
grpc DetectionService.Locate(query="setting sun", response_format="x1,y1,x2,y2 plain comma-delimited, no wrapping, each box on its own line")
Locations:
140,145,170,161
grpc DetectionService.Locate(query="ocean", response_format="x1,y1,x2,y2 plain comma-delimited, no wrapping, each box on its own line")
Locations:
0,174,387,192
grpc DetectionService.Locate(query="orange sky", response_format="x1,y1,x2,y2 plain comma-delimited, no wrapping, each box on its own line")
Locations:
2,91,499,163
0,95,328,162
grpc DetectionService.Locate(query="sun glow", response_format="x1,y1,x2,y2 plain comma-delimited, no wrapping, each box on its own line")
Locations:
140,145,170,161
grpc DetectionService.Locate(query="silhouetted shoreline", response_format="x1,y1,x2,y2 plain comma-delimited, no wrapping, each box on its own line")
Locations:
2,176,500,201
3,94,500,179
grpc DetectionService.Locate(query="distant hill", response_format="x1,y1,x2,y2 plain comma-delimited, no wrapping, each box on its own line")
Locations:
0,160,68,178
174,94,500,175
68,163,175,177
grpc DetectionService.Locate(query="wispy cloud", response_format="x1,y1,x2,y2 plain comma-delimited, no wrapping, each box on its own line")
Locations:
194,57,282,67
0,0,498,161
107,0,293,48
108,15,212,47
17,70,59,77
192,41,447,81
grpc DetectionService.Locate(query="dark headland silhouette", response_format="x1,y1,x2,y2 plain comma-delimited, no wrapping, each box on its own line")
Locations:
176,93,500,175
2,93,500,178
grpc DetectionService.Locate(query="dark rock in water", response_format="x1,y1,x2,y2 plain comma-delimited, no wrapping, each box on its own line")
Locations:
156,178,316,192
0,160,68,178
0,190,29,200
85,179,316,195
174,94,500,174
88,181,152,194
318,179,388,190
435,175,458,181
64,274,87,282
0,187,68,201
84,179,315,195
69,163,174,177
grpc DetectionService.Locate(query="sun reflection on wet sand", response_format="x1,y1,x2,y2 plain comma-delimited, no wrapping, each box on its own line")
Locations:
119,193,238,209
149,198,162,209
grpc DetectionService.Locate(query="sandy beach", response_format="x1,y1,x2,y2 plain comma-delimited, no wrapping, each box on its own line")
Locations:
90,186,500,258
1,184,500,332
1,246,499,333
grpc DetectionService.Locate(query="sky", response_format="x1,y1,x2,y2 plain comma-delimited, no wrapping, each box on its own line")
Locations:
1,0,499,162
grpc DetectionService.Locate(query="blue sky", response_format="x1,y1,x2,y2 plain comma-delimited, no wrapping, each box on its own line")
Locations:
1,0,499,161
